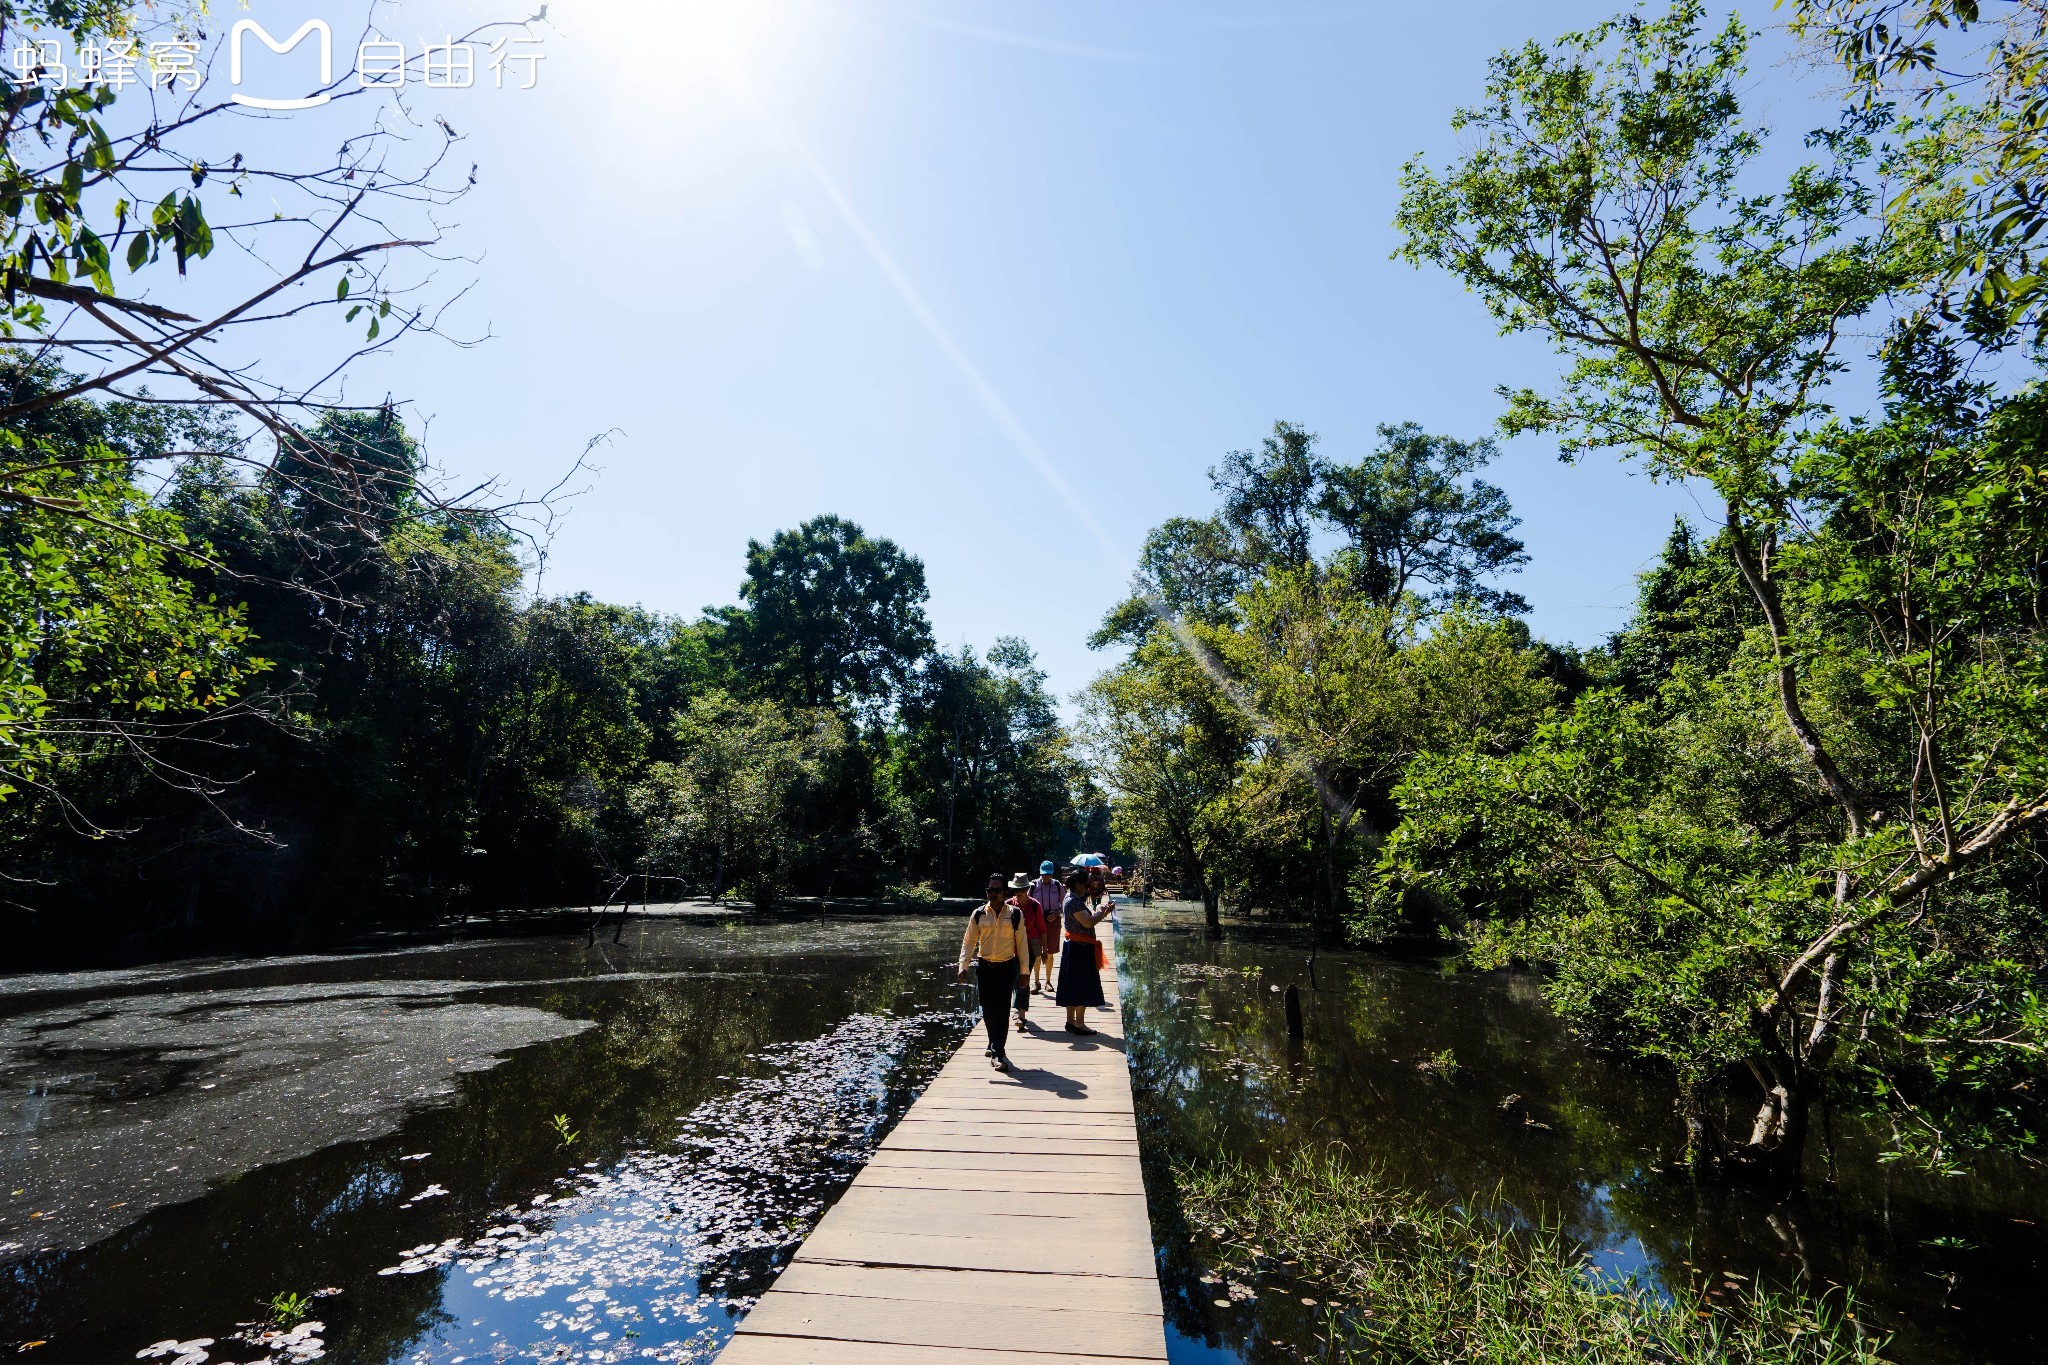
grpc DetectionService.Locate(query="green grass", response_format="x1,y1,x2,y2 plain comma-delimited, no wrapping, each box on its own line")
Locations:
1171,1148,1887,1364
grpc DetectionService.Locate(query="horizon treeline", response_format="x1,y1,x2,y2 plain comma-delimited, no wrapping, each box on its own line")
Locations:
1,360,1100,949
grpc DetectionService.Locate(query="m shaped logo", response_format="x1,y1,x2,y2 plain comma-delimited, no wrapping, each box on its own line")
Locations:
229,18,332,109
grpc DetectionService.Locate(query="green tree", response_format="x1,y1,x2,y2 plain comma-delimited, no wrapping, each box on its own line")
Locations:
1,0,548,865
473,594,652,903
1316,422,1529,615
716,514,934,712
1785,0,2048,337
1080,634,1262,937
885,637,1070,893
631,690,848,909
1210,420,1322,575
0,356,263,807
1089,515,1248,649
1606,518,1756,700
1391,3,2046,1178
1094,419,1527,648
1224,575,1557,939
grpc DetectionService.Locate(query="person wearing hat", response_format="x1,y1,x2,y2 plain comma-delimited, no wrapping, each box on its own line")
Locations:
958,873,1031,1070
1029,860,1064,993
1007,873,1045,1031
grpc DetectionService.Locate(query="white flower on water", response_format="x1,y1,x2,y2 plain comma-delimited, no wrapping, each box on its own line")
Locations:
135,1340,212,1365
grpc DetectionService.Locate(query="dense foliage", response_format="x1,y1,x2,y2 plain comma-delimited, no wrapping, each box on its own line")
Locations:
1,372,1078,940
0,0,1082,944
1085,2,2045,1183
1081,420,1556,938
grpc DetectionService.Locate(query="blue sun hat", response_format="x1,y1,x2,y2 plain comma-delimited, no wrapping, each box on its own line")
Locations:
1039,860,1056,875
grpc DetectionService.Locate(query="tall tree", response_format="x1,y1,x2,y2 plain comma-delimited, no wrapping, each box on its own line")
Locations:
1316,422,1529,615
1786,0,2048,339
1392,1,2046,1179
0,357,265,809
1094,420,1525,649
1606,519,1755,701
1225,576,1557,939
887,638,1069,893
1089,516,1248,649
718,515,934,712
1080,634,1261,938
631,691,847,909
0,0,568,845
1211,420,1321,575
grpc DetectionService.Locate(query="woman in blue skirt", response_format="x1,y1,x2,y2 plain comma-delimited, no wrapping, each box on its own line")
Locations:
1055,869,1116,1033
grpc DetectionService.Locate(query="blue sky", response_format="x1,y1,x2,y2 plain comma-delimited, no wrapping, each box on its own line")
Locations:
218,0,1843,706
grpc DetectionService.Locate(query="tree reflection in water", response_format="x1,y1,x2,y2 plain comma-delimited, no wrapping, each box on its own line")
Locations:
1116,904,2048,1365
0,915,972,1364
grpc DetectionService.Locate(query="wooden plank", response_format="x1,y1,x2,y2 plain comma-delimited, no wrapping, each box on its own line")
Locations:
716,926,1163,1362
894,1113,1137,1132
720,1339,1157,1365
911,1094,1134,1111
821,1185,1150,1230
878,1141,1140,1162
800,1200,1152,1246
887,1128,1139,1147
734,1292,1168,1359
862,1148,1141,1176
794,1226,1158,1278
846,1164,1144,1195
879,1136,1140,1158
763,1261,1162,1316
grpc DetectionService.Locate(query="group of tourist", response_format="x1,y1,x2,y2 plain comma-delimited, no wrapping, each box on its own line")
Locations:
955,860,1117,1071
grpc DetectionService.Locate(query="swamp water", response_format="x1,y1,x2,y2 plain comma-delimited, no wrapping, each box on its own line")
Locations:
2,903,2038,1365
0,912,972,1364
1115,903,2044,1365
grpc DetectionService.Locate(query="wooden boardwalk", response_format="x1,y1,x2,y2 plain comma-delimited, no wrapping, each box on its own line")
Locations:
718,929,1166,1364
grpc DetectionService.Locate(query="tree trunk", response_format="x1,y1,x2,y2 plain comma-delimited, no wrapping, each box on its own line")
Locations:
1201,882,1222,940
1727,1061,1810,1190
1316,808,1339,942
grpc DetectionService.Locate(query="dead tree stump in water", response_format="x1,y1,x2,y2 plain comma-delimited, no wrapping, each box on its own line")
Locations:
1284,983,1304,1039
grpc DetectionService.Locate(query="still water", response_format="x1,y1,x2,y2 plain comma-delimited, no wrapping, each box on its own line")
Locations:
0,911,972,1364
1115,904,2043,1365
2,904,2037,1365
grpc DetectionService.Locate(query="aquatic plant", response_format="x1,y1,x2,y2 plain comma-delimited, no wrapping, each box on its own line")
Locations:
1173,1147,1887,1364
549,1113,580,1149
262,1291,310,1328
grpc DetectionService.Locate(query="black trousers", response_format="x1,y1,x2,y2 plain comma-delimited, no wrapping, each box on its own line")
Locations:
974,957,1019,1056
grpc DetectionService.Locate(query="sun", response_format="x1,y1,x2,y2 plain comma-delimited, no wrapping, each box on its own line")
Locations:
615,0,792,73
579,0,802,126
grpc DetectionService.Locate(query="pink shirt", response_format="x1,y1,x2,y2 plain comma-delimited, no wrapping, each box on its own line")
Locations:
1031,877,1064,931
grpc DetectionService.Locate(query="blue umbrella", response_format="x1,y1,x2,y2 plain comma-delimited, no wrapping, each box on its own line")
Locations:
1071,853,1107,867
